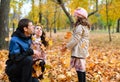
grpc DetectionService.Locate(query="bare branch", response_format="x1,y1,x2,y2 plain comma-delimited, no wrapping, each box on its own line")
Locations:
88,0,98,17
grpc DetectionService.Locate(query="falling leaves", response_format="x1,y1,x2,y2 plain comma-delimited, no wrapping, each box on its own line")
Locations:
64,32,72,39
48,38,53,47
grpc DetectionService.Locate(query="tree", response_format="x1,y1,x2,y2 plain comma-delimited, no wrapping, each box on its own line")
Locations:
53,0,98,29
116,18,120,32
106,0,112,42
88,0,98,17
52,0,74,29
39,0,42,23
0,0,10,49
9,0,27,32
99,0,120,33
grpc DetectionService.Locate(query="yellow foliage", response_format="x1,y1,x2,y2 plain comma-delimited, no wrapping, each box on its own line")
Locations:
99,0,120,24
68,0,89,14
48,38,53,46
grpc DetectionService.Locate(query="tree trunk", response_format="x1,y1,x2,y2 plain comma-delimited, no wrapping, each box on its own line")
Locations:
39,0,42,23
0,0,10,49
116,18,120,33
59,3,74,29
106,0,112,42
88,0,98,17
53,4,57,33
39,12,42,23
46,11,49,32
56,0,74,29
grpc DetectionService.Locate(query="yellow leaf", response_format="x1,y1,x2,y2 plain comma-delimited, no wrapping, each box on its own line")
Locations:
48,39,53,46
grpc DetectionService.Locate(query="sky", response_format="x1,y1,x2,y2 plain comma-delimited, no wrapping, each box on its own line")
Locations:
21,1,32,17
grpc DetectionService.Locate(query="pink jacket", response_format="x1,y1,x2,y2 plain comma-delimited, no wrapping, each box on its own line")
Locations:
31,35,46,61
66,25,89,58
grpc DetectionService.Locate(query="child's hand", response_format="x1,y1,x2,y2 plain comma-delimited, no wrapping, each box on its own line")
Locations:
61,43,67,52
33,50,40,59
61,46,67,52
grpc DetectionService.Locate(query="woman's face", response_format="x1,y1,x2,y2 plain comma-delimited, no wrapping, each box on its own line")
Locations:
34,26,42,37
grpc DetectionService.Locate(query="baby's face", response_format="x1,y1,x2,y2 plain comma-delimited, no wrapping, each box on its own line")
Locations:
34,26,42,37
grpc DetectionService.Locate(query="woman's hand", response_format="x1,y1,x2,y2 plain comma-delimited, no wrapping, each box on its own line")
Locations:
33,50,39,54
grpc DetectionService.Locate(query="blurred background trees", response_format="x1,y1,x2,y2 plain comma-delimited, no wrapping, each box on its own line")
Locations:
0,0,120,49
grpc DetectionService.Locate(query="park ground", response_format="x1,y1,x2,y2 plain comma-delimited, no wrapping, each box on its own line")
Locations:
0,31,120,82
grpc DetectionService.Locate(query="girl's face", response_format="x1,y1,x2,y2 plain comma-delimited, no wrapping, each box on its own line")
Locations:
74,15,80,22
34,26,42,37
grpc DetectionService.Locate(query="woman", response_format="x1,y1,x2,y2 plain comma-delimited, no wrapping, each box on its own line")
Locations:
31,25,48,80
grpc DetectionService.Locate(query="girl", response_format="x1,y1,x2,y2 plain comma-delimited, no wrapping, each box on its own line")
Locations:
62,7,90,82
31,25,48,80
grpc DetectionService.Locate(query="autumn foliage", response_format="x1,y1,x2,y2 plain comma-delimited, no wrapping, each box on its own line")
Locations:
0,32,120,82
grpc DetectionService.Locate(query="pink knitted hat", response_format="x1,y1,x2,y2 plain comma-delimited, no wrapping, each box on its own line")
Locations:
74,7,88,18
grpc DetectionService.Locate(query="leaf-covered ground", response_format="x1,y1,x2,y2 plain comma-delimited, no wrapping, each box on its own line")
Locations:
0,32,120,82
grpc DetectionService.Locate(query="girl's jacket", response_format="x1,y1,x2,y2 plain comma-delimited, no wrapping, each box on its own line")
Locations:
66,25,90,58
